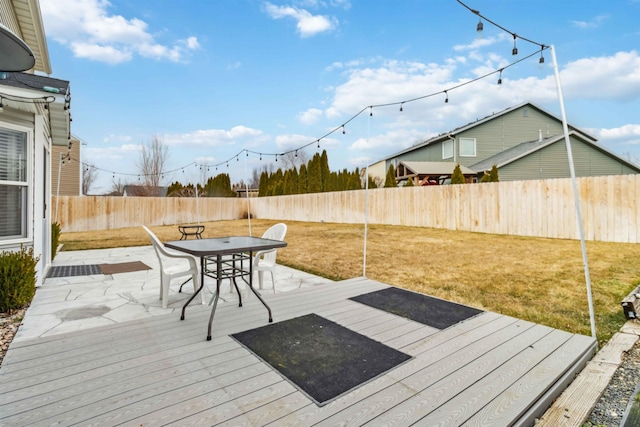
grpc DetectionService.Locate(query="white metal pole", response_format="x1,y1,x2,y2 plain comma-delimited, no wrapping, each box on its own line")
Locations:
363,115,371,278
550,45,596,339
363,163,369,278
195,184,200,225
244,152,252,236
55,151,62,223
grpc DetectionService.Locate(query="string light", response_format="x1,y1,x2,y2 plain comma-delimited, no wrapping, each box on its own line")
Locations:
67,4,550,183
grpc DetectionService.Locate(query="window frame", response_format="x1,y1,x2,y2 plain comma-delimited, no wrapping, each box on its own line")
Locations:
459,137,477,157
442,139,454,159
0,122,32,244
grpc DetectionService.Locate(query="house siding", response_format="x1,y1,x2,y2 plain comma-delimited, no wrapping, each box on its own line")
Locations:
456,107,566,168
52,141,81,196
0,0,20,35
386,142,445,172
499,136,639,181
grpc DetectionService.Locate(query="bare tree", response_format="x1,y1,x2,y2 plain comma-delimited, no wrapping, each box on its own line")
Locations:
279,150,309,170
137,135,169,192
622,151,640,167
109,177,126,196
82,163,98,195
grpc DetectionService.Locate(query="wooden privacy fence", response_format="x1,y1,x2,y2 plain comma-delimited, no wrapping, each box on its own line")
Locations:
54,174,639,243
54,196,245,232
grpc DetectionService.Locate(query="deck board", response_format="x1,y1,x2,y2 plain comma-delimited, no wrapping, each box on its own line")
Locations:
0,278,596,426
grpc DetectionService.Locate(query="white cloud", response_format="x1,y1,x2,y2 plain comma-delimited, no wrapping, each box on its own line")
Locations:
40,0,199,64
597,124,640,140
102,134,132,143
297,108,323,125
263,2,337,37
453,34,507,52
571,15,609,29
275,134,312,149
559,51,640,101
163,126,265,146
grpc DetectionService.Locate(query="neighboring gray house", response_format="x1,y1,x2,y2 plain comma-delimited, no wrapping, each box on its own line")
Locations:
369,102,640,185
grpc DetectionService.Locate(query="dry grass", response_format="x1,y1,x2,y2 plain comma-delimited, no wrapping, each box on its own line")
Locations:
60,219,640,345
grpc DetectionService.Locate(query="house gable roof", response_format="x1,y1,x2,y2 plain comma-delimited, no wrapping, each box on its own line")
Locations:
11,0,51,74
400,161,476,176
470,130,640,173
381,102,596,162
0,72,70,146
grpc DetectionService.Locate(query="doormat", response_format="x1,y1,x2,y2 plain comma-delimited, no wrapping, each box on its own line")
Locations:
350,287,483,330
98,261,151,275
231,313,411,406
46,264,102,278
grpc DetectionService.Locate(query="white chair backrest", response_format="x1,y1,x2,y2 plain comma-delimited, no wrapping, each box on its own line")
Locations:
260,223,287,263
143,226,170,267
262,223,287,241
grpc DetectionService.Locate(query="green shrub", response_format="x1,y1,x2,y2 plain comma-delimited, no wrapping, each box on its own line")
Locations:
451,164,466,184
51,222,61,259
0,246,39,312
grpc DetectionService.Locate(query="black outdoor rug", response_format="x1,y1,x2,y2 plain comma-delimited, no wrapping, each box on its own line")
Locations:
46,264,102,278
231,313,412,406
350,287,483,330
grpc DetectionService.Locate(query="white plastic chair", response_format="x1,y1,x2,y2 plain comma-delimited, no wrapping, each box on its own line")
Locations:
252,223,287,293
142,226,204,308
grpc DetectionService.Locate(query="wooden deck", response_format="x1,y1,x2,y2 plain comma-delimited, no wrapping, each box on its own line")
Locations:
0,278,596,426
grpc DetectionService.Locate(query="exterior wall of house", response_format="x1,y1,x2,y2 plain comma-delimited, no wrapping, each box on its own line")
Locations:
385,142,445,176
52,140,81,196
0,106,51,285
498,136,639,181
0,0,21,34
455,106,566,168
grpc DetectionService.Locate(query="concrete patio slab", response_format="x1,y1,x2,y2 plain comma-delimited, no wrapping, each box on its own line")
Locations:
15,245,334,342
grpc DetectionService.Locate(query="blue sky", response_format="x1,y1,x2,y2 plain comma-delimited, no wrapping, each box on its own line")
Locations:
40,0,640,194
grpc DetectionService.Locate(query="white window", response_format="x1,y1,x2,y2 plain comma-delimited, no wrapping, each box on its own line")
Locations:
0,126,29,240
442,140,454,159
459,138,476,157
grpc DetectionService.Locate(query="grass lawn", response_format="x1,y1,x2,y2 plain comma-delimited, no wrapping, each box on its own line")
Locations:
59,219,640,345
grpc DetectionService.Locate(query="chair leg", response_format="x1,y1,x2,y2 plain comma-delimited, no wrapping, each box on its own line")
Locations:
193,273,205,305
161,275,169,309
269,270,276,293
258,271,264,290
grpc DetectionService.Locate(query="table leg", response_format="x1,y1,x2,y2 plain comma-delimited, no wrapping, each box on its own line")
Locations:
207,254,222,340
181,256,205,321
245,250,273,323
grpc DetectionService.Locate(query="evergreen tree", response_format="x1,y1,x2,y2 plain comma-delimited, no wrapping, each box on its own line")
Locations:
320,150,331,191
307,153,322,193
166,181,183,197
291,167,300,194
298,164,308,194
489,164,499,182
451,164,466,184
258,171,269,196
404,177,415,187
384,164,398,188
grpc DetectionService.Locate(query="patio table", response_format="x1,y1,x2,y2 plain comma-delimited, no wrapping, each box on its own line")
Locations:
165,236,287,340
